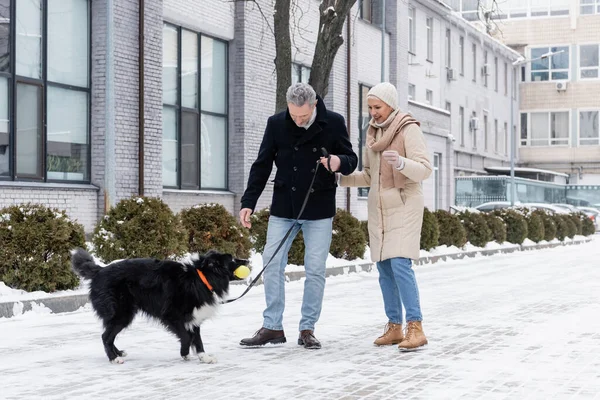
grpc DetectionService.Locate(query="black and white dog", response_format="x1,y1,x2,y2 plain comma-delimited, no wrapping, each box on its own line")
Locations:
71,248,247,364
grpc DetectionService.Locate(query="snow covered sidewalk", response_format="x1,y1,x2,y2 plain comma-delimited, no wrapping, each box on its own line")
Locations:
2,239,600,399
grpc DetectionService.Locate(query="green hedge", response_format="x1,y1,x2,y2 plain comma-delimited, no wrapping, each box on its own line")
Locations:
92,196,187,263
420,208,440,251
0,204,85,292
459,211,492,248
434,210,467,248
179,204,252,259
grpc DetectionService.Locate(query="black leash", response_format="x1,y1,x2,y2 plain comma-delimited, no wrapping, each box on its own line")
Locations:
226,149,332,304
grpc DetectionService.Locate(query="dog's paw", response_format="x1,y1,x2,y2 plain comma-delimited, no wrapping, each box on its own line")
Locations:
198,352,217,364
116,350,127,357
182,355,191,361
110,357,125,364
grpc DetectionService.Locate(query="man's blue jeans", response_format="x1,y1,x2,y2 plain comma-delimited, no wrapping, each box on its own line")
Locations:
261,216,333,332
376,257,423,324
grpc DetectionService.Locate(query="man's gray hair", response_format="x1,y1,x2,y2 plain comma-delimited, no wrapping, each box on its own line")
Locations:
286,83,317,107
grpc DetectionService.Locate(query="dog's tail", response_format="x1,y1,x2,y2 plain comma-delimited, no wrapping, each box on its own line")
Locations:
71,248,102,280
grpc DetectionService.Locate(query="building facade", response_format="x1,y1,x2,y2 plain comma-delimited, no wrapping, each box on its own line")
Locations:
0,0,520,234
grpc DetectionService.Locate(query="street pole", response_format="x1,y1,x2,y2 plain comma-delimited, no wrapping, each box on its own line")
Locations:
510,65,516,206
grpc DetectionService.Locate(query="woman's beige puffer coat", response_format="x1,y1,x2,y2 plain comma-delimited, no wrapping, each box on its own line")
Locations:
340,112,432,262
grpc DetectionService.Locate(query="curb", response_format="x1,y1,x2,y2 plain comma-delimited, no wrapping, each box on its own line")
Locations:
0,238,592,319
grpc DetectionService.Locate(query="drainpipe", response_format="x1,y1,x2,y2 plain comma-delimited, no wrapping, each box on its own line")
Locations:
138,0,145,196
104,0,116,211
380,0,386,81
345,13,351,212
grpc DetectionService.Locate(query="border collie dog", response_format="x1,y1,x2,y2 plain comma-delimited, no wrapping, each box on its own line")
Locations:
71,248,246,364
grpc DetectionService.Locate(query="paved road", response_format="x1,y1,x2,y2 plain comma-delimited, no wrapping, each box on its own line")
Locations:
2,240,600,399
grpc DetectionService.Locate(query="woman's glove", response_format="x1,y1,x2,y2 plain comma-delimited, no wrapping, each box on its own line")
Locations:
382,150,405,170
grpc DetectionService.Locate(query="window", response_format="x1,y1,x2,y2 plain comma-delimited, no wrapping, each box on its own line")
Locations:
494,57,499,91
520,111,570,146
520,113,528,146
358,84,371,197
530,46,569,81
433,153,441,210
426,17,433,61
445,29,451,69
1,0,90,182
162,24,229,190
292,63,311,85
408,83,415,101
445,102,451,112
531,0,570,16
494,119,499,153
580,44,599,79
484,114,488,151
472,43,477,82
581,0,600,15
504,122,508,155
459,106,465,146
472,111,477,149
408,7,416,54
459,36,465,75
360,0,373,22
580,111,599,146
426,90,433,105
483,50,488,87
461,0,479,21
504,62,508,95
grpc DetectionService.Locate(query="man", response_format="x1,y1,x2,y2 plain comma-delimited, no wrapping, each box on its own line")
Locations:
239,83,358,349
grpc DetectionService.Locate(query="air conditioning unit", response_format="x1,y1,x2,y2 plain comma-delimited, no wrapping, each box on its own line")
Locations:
470,117,479,131
481,64,489,76
555,81,568,91
447,68,456,81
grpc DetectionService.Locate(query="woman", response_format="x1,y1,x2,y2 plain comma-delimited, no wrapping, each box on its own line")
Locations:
332,82,432,351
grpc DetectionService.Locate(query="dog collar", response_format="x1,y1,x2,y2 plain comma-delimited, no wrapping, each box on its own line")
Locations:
196,270,214,292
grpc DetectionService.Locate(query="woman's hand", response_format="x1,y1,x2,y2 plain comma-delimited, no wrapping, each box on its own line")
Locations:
382,150,402,168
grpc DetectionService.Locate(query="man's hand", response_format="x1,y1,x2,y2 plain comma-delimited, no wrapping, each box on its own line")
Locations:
239,208,253,229
319,155,341,172
382,150,402,168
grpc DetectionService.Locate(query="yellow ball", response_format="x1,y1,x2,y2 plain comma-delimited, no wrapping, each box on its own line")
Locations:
234,265,251,279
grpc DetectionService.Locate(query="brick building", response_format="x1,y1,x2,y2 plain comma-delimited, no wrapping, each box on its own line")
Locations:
0,0,520,233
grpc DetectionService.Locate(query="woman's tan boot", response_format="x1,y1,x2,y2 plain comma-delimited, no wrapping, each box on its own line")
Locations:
374,322,404,346
397,321,428,351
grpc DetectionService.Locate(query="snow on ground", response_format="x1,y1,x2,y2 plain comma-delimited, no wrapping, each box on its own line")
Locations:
2,238,600,399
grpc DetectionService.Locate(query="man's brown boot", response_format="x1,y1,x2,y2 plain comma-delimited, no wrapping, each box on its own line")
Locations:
240,328,286,347
373,322,404,346
397,321,427,351
298,330,321,349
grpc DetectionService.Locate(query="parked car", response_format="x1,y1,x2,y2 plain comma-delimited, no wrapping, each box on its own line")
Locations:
577,206,600,231
474,201,568,214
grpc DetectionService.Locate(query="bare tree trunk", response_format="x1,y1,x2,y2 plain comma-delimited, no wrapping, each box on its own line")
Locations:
274,0,292,112
309,0,357,99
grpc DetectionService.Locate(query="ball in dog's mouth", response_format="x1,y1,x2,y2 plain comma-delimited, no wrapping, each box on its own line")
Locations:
233,265,251,279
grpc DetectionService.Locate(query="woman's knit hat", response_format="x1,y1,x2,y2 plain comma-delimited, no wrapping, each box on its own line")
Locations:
367,82,398,110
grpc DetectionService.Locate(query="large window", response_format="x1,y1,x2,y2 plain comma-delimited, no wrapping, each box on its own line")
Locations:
358,84,371,197
520,111,570,146
483,114,488,151
579,111,599,146
426,17,433,61
472,43,477,82
0,0,90,182
459,36,465,75
445,29,451,69
162,24,228,190
581,0,600,15
408,7,416,54
530,46,569,81
459,106,465,146
579,44,599,79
